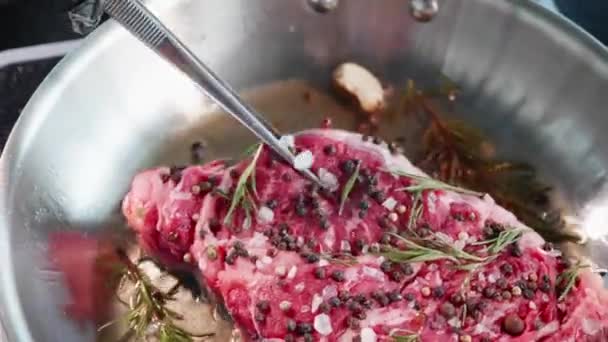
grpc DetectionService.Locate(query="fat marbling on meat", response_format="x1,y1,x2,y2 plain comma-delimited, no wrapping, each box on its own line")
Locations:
123,129,608,341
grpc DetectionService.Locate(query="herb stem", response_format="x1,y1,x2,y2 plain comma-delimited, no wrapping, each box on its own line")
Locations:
339,161,361,215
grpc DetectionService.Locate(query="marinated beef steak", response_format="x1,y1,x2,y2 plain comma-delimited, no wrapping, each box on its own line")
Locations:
123,129,608,341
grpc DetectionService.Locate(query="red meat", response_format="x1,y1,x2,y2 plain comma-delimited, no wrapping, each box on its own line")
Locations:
123,129,608,341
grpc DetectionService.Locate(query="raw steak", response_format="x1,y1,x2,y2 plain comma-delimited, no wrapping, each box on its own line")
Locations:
123,129,608,341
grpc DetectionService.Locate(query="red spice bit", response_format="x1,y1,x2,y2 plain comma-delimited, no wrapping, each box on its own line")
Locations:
450,293,464,305
502,313,525,336
439,302,456,318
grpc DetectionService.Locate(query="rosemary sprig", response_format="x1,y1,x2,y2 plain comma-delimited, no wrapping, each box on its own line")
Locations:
102,251,213,341
339,161,361,215
224,144,263,225
381,244,458,264
407,192,422,231
390,170,483,197
557,262,590,301
380,233,485,264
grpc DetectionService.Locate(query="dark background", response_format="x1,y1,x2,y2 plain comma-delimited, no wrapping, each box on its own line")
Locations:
0,0,81,51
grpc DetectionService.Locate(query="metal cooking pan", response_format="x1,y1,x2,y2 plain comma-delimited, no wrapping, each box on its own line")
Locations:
1,0,608,341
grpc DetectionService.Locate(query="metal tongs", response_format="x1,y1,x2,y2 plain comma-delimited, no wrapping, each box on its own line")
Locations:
103,0,323,187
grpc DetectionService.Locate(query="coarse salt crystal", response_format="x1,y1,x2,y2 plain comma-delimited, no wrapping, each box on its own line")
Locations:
362,266,384,280
322,285,338,299
314,314,333,336
279,135,295,149
388,213,398,222
294,150,314,170
341,240,351,253
275,265,287,277
287,266,297,279
318,259,330,267
360,327,377,342
257,206,274,223
261,256,273,264
301,305,310,313
396,204,407,214
382,197,398,211
488,273,498,283
529,302,537,310
454,240,465,250
279,301,292,311
448,317,461,328
312,294,323,313
318,168,339,191
458,232,469,241
295,282,305,292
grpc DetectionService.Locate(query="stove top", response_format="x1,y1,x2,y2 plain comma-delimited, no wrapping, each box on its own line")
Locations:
0,0,605,153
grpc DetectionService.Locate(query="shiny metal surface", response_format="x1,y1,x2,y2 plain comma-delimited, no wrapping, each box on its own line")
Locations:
104,0,323,186
1,0,608,341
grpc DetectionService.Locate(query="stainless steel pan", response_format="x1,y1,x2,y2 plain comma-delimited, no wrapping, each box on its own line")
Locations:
2,1,608,341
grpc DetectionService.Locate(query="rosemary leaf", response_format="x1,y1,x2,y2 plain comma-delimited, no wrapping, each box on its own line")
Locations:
390,170,483,197
382,234,459,264
392,331,420,342
557,262,590,301
407,192,422,231
339,161,361,215
241,142,262,158
486,229,523,255
224,145,262,225
382,245,458,264
321,253,358,266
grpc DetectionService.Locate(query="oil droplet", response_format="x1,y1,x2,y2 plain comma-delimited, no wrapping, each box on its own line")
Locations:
410,0,439,22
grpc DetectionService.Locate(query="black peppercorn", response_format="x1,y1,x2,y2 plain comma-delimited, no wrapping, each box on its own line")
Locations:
323,145,336,155
387,291,403,303
380,260,393,273
433,286,446,298
329,296,342,307
439,302,456,318
500,263,514,275
266,199,278,209
296,323,313,335
400,263,414,275
341,160,356,174
286,319,296,332
256,300,270,313
483,286,496,299
314,267,326,279
331,270,346,282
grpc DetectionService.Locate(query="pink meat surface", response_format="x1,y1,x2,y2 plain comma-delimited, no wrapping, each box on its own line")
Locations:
123,129,608,341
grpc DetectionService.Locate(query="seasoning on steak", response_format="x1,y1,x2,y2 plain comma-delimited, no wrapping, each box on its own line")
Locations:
123,129,608,341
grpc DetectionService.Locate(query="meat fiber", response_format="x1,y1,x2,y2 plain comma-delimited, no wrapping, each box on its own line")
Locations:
123,129,608,341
